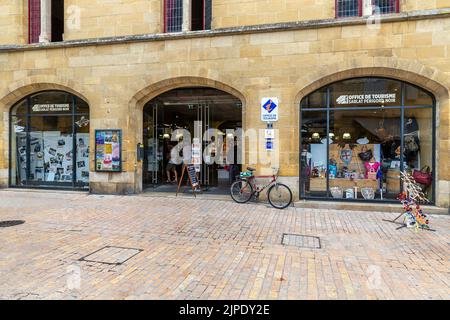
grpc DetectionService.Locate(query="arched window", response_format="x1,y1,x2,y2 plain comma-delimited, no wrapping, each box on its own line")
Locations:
300,77,435,203
10,91,90,189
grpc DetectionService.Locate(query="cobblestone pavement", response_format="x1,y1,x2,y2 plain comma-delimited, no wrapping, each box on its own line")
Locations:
0,190,448,300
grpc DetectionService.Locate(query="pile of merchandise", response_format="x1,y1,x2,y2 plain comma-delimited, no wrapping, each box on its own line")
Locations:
397,171,431,231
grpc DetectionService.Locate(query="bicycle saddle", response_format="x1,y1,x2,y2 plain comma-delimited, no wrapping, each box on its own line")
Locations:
247,167,256,172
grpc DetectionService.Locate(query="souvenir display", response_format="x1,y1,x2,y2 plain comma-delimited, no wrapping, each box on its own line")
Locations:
330,187,343,199
412,166,432,186
358,146,373,162
339,149,352,166
365,161,381,180
361,187,375,200
356,137,369,144
300,78,433,203
309,144,381,198
328,159,337,179
345,188,354,199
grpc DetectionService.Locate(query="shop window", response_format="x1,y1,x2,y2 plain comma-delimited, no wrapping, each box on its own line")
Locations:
28,0,41,43
300,77,435,203
9,91,90,189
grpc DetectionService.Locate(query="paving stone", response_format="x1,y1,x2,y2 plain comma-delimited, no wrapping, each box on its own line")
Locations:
0,190,448,300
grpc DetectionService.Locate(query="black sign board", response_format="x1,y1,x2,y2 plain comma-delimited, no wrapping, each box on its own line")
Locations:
176,164,200,197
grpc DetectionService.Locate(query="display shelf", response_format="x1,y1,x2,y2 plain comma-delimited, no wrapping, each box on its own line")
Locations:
310,177,379,191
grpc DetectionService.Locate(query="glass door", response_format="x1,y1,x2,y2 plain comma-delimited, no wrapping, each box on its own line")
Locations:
197,103,211,189
144,103,160,186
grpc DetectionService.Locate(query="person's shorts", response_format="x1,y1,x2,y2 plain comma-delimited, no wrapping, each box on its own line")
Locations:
166,163,177,171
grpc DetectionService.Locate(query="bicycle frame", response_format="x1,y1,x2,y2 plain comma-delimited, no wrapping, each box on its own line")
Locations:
243,169,280,195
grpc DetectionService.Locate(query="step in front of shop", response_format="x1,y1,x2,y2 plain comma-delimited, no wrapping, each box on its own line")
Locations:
293,200,449,215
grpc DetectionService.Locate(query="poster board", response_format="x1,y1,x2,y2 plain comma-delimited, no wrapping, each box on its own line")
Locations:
95,129,122,172
176,164,200,197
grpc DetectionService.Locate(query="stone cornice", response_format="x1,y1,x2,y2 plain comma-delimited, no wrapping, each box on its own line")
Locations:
1,8,449,53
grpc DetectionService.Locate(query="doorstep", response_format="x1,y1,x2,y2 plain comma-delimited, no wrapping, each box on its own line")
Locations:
140,191,231,202
1,188,88,195
293,199,449,215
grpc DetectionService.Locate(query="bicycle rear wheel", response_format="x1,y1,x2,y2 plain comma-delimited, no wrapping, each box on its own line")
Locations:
267,183,292,209
230,180,253,204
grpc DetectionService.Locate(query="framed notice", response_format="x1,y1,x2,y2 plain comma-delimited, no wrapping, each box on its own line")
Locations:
95,129,122,172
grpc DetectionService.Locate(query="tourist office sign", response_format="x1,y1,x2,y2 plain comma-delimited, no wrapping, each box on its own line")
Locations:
32,103,71,112
261,97,279,122
336,93,397,105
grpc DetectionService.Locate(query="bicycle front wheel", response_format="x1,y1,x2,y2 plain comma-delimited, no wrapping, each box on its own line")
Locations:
267,183,292,209
230,180,253,204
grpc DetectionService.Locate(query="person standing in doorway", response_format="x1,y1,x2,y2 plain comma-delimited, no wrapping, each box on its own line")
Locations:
228,136,241,185
165,144,178,183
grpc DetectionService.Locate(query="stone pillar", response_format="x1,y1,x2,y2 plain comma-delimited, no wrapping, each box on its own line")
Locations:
39,0,52,43
182,0,191,32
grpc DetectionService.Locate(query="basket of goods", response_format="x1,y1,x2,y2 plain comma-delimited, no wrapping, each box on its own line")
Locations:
330,187,343,199
361,187,375,200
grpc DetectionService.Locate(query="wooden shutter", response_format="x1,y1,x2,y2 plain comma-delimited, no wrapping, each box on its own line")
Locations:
28,0,41,43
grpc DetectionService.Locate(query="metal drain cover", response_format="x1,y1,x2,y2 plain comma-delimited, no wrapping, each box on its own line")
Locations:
281,233,321,249
0,220,25,228
79,246,143,265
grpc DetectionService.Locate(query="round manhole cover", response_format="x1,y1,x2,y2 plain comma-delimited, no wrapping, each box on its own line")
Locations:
0,220,25,228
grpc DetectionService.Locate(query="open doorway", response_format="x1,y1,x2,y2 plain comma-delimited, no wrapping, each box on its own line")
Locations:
143,87,243,194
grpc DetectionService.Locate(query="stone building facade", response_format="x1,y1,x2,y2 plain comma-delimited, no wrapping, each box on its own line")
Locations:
0,1,449,207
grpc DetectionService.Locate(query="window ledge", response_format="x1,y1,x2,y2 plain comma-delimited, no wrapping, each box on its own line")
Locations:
0,8,449,52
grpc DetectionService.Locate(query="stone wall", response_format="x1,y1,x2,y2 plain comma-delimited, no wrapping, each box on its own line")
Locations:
0,0,27,45
63,0,162,41
0,14,449,206
2,1,450,45
212,0,334,28
401,0,450,11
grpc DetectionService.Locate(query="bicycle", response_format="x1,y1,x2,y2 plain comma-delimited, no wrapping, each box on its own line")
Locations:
230,167,293,209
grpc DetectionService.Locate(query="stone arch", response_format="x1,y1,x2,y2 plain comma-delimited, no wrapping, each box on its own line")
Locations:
127,76,247,193
294,64,450,207
0,80,91,188
295,66,449,107
0,81,90,112
129,76,247,112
